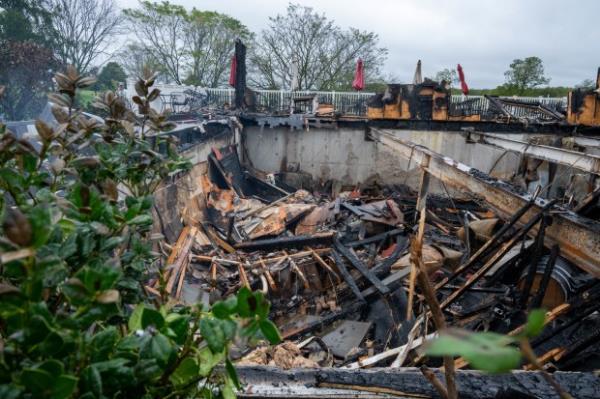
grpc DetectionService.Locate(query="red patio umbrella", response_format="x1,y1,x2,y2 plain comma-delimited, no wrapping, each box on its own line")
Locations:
352,58,365,91
229,55,237,87
457,64,469,95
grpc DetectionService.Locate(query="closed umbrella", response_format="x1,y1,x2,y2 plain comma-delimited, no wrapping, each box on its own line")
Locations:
457,64,469,95
229,55,237,87
352,58,365,91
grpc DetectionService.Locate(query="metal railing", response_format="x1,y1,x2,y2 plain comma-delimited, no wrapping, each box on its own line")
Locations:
126,80,567,118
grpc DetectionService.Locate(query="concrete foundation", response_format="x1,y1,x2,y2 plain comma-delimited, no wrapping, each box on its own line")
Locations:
243,126,528,193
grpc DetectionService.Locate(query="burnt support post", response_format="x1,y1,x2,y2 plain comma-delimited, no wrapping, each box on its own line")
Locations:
234,39,246,110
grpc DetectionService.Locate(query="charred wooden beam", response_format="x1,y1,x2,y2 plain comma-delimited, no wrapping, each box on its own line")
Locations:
330,249,365,303
530,244,560,309
519,214,550,308
234,232,334,251
369,128,600,278
345,228,405,248
235,366,600,399
333,238,390,295
233,39,246,109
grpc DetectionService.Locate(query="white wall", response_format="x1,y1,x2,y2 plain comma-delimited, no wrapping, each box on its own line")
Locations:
243,125,525,190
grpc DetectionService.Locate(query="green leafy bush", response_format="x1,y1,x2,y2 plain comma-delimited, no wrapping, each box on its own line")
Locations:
0,67,279,398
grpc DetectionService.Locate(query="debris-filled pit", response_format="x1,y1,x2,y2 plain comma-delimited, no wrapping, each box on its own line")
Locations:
150,123,600,399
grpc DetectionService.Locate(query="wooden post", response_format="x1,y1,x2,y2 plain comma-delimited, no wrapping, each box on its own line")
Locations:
407,157,430,320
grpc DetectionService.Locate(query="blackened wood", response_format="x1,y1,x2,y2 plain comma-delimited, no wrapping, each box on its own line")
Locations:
345,228,405,248
520,215,549,308
436,199,536,290
530,244,559,309
439,201,556,311
235,366,600,399
371,235,409,275
234,39,246,109
234,232,334,251
331,249,365,303
334,238,390,295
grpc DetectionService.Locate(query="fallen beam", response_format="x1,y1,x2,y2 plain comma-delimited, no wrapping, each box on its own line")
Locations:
333,238,390,295
234,232,334,251
235,366,600,399
468,131,600,175
369,128,600,278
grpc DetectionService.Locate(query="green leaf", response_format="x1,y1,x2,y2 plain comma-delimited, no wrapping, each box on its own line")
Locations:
225,358,240,389
254,291,270,320
169,357,199,388
38,359,64,377
425,330,521,374
128,303,145,331
241,320,260,338
0,385,22,399
101,236,124,251
28,205,52,248
140,333,175,368
198,347,224,377
212,296,237,319
90,327,119,362
259,320,281,344
222,375,236,399
523,309,546,338
127,214,153,226
53,375,78,399
21,368,53,395
134,358,162,382
165,313,190,345
200,317,226,354
236,287,253,318
221,319,237,341
80,366,102,397
92,358,130,373
141,307,165,329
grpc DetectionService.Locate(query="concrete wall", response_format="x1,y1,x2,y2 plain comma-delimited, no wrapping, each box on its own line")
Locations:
244,125,378,184
243,125,526,191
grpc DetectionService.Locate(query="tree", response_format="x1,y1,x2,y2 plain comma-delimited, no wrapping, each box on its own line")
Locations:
96,61,127,91
434,68,458,86
575,78,595,90
49,0,124,73
124,2,249,87
504,57,550,94
0,1,58,120
183,10,251,87
250,3,387,90
0,0,55,45
0,40,59,120
124,1,189,84
117,42,166,81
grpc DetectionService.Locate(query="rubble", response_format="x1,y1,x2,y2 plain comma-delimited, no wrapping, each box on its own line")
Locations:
148,135,600,397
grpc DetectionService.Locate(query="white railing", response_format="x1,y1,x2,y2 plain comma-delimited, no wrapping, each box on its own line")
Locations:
125,80,567,117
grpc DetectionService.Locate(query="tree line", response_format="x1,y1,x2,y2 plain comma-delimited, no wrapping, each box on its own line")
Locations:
0,1,595,120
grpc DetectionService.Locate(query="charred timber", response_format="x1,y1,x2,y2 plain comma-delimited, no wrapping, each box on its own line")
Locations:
233,232,334,251
368,127,600,278
235,366,600,399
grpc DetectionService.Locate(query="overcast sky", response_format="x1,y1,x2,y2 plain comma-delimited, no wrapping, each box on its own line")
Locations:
117,0,599,88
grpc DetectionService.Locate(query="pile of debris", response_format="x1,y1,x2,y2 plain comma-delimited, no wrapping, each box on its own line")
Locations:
149,144,600,395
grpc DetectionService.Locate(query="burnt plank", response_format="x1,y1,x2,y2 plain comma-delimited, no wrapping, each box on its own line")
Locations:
334,238,390,295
